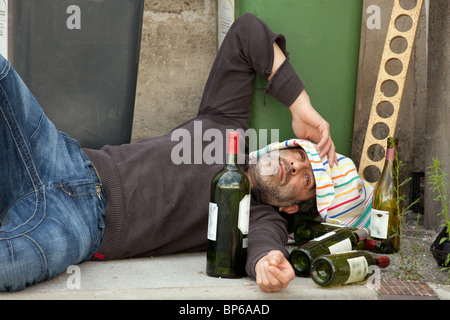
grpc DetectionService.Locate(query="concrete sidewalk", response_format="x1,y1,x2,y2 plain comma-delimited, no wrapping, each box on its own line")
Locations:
1,252,449,300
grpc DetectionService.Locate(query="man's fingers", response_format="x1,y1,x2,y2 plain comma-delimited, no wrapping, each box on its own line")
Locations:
257,261,278,292
266,250,283,266
316,135,337,167
329,143,338,166
267,265,292,290
260,264,292,291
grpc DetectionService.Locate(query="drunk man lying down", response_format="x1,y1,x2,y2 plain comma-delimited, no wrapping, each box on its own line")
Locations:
0,13,372,293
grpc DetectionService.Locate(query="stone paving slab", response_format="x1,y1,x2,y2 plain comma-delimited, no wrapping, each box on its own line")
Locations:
0,252,448,301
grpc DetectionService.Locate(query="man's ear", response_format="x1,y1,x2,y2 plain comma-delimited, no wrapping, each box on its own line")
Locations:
279,205,299,214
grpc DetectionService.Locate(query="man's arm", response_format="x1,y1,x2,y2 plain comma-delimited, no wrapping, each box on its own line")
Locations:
290,90,337,166
270,42,337,166
198,13,337,166
245,198,295,291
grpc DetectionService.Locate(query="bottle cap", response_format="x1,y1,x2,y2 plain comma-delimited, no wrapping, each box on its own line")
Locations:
386,138,398,161
227,131,240,154
376,256,390,268
386,146,396,161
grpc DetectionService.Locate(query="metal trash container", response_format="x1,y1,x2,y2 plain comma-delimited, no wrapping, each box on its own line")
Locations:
8,0,145,149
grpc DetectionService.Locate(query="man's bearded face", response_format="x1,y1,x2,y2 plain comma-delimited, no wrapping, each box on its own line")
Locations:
248,148,316,208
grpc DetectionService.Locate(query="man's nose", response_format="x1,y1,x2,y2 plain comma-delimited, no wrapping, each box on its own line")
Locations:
289,160,308,175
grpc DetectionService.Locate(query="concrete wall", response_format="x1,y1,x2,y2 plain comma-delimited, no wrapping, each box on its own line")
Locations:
424,0,450,230
132,0,216,142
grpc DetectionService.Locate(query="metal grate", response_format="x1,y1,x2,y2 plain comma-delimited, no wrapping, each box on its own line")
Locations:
377,279,439,300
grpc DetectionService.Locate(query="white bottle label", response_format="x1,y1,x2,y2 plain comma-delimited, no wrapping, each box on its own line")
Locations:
370,209,390,239
238,194,250,235
328,238,352,254
207,202,218,241
345,256,369,284
242,237,248,249
312,231,336,242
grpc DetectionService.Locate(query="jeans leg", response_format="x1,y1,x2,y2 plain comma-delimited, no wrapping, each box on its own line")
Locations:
0,55,105,292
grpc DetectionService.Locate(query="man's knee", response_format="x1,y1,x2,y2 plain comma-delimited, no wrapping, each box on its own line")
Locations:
0,237,46,292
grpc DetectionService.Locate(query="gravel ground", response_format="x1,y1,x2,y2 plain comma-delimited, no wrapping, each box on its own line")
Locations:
379,212,450,287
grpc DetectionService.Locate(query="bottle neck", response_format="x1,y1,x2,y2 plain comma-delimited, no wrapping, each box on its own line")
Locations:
381,139,399,184
354,228,371,242
385,138,399,162
226,132,239,166
226,152,238,165
364,239,386,252
385,146,396,161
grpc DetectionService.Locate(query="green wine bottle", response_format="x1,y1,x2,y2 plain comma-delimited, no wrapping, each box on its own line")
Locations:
371,138,401,253
311,251,390,287
206,131,250,278
294,221,357,245
289,227,370,277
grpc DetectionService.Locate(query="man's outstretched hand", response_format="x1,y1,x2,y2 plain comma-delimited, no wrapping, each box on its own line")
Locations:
255,250,295,293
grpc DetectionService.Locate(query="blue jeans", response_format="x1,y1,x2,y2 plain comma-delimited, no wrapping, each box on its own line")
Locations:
0,55,106,292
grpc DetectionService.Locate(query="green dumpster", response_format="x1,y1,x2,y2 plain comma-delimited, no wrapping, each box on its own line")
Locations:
235,0,363,156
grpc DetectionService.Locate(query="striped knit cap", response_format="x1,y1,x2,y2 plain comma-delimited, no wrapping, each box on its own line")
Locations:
249,139,374,228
